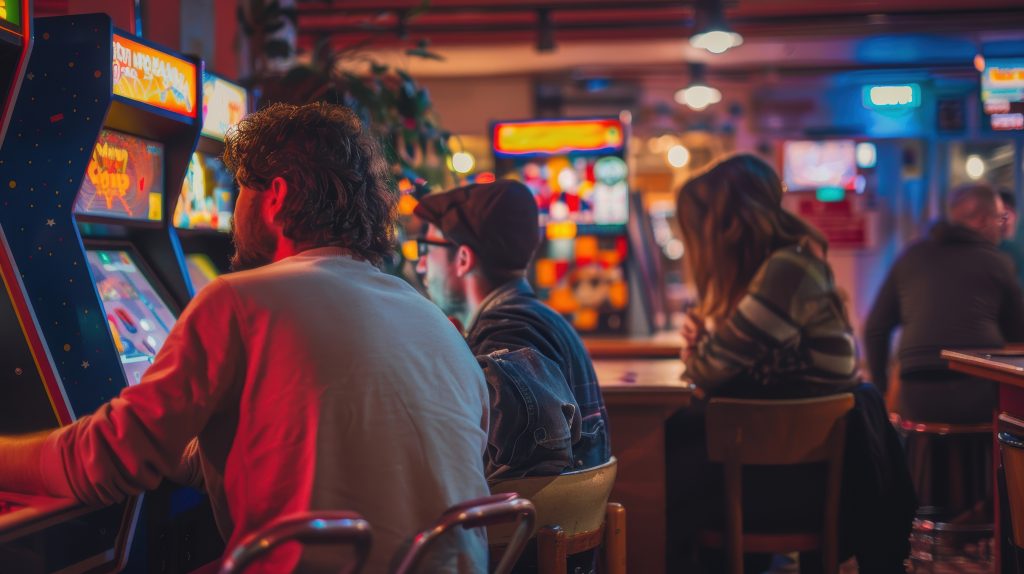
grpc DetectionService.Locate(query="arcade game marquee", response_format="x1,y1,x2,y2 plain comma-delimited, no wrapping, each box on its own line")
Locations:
492,117,653,335
0,14,220,572
174,71,249,292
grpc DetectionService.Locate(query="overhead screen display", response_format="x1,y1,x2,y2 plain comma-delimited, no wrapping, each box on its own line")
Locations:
174,152,236,231
982,58,1024,115
74,129,164,222
85,249,176,386
201,73,248,141
112,33,197,118
782,140,858,192
493,119,629,229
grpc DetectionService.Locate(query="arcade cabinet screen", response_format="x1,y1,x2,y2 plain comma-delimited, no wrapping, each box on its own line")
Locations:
174,152,236,232
85,249,176,385
782,140,857,192
74,129,165,222
501,155,629,229
493,119,629,230
186,254,219,294
981,58,1024,115
201,73,248,141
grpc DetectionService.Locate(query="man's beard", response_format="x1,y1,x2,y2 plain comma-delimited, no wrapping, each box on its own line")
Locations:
230,204,277,272
426,273,468,321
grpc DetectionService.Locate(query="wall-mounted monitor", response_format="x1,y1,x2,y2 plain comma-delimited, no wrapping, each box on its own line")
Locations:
201,72,248,141
174,152,235,231
85,248,177,386
74,129,165,222
782,140,858,192
981,58,1024,115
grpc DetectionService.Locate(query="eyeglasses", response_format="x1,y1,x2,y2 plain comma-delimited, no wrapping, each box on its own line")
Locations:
400,237,458,260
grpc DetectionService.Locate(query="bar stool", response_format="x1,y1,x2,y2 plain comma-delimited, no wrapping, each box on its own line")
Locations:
393,493,536,574
489,457,625,574
218,511,372,574
999,431,1024,565
699,394,855,574
891,414,993,568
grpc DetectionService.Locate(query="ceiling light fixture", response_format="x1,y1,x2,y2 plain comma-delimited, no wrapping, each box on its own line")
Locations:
690,0,743,55
537,8,556,53
674,63,722,111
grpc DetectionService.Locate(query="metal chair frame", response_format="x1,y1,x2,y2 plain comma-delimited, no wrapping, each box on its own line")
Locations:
218,511,372,574
393,493,536,574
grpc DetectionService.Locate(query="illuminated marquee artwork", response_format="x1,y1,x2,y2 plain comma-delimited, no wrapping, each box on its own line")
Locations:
112,34,196,118
201,73,248,140
74,129,165,222
494,119,625,157
982,59,1024,114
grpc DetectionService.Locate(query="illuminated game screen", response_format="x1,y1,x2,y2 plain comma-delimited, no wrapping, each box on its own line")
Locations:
493,119,629,230
174,152,236,231
201,73,248,141
185,254,219,293
74,129,164,222
982,59,1024,115
85,249,177,386
783,140,857,192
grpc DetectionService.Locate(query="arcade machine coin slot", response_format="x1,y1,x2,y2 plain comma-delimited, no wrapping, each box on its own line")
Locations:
0,14,220,572
174,71,250,293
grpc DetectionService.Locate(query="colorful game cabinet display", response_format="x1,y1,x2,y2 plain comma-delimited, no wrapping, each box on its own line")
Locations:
86,250,177,386
493,117,631,333
75,128,165,221
174,72,249,293
0,14,220,572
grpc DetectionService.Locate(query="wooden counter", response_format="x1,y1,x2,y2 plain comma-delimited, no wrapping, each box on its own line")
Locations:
584,331,683,360
596,359,692,574
943,347,1024,574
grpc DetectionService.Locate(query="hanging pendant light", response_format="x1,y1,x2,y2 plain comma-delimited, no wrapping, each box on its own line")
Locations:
674,63,722,111
690,0,743,55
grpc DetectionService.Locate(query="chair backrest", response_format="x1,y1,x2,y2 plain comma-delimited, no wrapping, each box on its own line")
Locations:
999,431,1024,548
218,511,372,574
706,394,855,465
489,456,618,543
705,393,854,574
393,493,536,574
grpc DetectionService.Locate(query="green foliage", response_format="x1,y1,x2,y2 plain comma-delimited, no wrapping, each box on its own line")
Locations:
238,0,452,187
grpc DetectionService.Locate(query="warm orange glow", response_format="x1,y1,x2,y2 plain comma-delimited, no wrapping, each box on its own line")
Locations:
494,119,624,156
534,259,558,288
599,250,621,268
546,220,578,240
609,281,629,309
548,287,578,314
575,236,599,261
573,309,599,331
401,240,419,261
113,34,197,118
398,194,419,216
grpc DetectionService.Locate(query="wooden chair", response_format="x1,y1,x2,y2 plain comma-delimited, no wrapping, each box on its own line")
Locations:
218,511,372,574
489,457,625,574
393,493,536,574
700,394,855,574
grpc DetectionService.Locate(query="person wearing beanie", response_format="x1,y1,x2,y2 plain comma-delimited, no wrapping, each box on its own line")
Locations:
414,180,611,481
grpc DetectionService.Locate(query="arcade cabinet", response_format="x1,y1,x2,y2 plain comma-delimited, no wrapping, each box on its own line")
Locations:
0,0,29,141
174,71,249,292
492,117,647,335
0,14,220,571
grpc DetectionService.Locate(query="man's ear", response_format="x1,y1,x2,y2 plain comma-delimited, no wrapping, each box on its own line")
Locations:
454,244,478,278
263,176,288,227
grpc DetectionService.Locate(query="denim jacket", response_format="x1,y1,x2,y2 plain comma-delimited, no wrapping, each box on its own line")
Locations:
466,279,611,480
